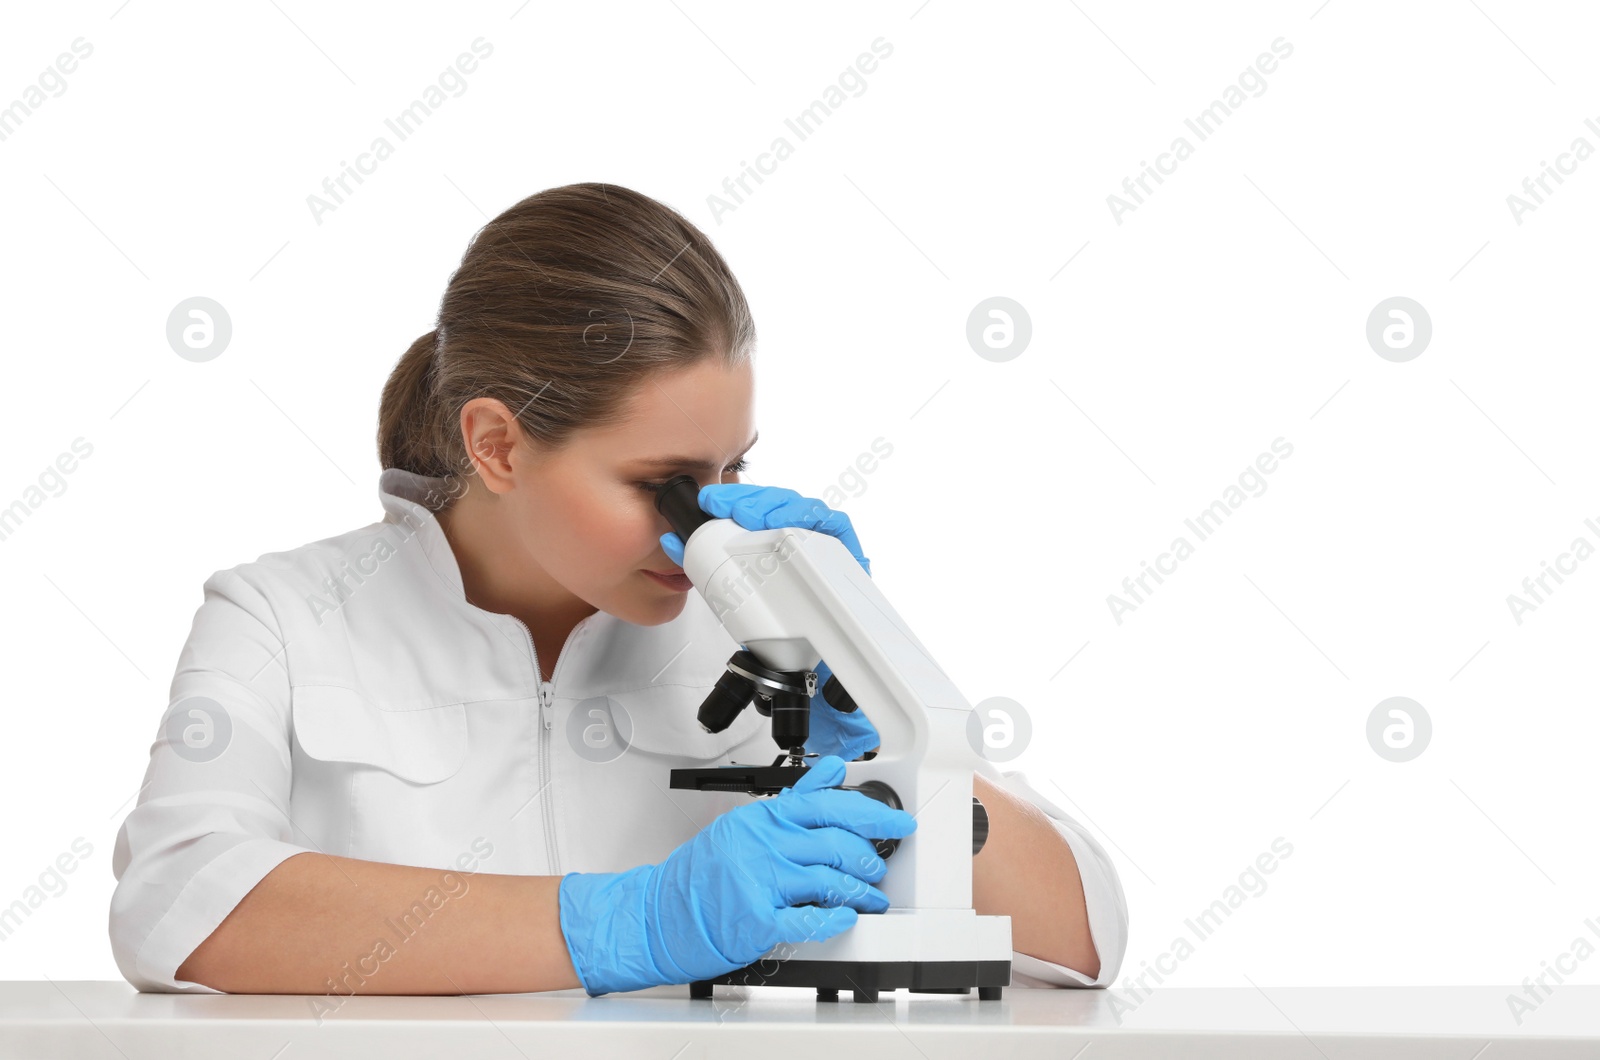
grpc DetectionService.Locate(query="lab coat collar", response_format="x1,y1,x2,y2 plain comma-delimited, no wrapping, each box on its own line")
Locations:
374,465,616,660
376,466,473,599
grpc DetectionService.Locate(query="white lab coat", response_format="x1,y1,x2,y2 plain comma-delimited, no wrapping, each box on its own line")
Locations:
109,468,1128,994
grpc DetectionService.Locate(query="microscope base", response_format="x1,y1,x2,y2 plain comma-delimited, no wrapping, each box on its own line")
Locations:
688,958,1010,1003
684,906,1014,1001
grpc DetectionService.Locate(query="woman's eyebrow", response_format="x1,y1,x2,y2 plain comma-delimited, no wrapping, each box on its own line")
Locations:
628,432,758,471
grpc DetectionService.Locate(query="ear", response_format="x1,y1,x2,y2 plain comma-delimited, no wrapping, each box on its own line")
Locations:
459,397,523,495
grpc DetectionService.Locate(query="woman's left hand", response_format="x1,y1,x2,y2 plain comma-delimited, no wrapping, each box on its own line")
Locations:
659,484,872,575
803,657,881,762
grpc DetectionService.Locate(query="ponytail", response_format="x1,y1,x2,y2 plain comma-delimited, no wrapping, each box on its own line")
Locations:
377,329,443,476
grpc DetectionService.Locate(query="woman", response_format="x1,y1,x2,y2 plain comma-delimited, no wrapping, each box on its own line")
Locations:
108,183,1126,998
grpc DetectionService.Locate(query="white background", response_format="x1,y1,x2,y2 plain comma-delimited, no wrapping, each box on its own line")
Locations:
1,0,1596,996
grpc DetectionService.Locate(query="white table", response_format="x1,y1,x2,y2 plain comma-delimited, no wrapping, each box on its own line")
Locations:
5,982,1598,1058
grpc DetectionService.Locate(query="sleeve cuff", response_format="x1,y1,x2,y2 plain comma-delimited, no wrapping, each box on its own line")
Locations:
984,769,1130,989
115,837,311,993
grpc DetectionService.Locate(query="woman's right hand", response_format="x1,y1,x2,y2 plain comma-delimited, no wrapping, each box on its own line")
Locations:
556,755,916,996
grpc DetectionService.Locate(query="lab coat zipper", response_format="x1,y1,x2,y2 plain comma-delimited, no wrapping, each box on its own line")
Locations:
511,616,560,876
539,677,558,876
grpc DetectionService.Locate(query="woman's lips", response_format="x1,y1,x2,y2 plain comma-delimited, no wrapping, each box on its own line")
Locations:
642,568,693,592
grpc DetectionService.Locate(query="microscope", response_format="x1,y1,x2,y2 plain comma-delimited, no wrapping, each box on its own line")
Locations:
653,476,1012,1003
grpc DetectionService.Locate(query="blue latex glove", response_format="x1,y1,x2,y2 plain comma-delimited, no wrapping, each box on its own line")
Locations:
806,658,880,762
659,484,871,576
556,755,916,996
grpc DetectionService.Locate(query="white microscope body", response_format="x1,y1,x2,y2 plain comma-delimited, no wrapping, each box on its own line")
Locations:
659,480,1012,1003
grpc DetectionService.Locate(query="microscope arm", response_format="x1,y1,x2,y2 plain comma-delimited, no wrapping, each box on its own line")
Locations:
678,517,982,912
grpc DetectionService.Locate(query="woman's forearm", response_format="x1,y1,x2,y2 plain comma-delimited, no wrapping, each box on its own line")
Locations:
176,852,582,995
175,775,1101,995
971,771,1101,979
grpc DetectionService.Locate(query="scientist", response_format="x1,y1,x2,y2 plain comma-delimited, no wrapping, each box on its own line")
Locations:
108,182,1127,997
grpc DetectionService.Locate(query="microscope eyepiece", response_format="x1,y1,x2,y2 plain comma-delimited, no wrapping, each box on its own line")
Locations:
652,474,714,544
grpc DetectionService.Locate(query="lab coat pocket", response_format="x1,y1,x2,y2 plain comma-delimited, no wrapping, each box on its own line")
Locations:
561,683,771,873
602,682,770,761
291,684,469,784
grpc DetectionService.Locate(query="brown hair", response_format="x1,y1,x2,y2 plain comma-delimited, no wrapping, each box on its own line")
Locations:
377,182,755,503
